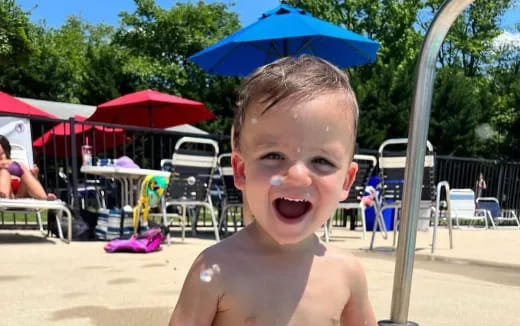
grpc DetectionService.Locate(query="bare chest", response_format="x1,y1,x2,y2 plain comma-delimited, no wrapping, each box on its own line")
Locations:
214,257,350,326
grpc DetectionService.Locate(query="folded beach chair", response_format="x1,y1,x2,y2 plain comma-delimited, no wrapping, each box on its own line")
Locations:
330,154,377,240
158,137,220,243
370,138,436,248
476,197,519,229
449,189,492,229
217,153,244,234
0,143,72,243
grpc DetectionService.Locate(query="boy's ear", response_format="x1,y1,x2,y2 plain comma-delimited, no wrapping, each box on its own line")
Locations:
231,151,246,190
340,162,358,201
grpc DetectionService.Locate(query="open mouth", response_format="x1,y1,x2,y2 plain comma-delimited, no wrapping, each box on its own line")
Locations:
274,197,312,220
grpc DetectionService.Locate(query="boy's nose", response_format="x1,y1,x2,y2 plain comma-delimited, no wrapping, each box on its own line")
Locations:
284,162,312,187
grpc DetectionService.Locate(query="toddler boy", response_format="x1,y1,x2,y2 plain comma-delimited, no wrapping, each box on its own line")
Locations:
170,55,376,326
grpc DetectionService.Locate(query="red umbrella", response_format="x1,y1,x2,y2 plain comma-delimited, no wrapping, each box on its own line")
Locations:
0,91,57,119
86,89,216,128
33,115,126,157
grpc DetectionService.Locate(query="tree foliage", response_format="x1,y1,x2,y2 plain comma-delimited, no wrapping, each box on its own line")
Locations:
0,0,34,65
0,15,128,104
486,29,520,159
112,0,241,136
287,0,517,159
286,0,424,150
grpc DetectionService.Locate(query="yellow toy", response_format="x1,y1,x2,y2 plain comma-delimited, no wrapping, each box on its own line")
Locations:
133,175,169,233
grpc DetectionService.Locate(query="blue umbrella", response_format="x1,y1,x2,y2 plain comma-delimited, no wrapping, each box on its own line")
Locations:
189,3,380,76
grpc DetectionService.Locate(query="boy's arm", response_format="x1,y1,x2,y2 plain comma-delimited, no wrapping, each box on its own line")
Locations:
340,258,377,326
169,253,221,326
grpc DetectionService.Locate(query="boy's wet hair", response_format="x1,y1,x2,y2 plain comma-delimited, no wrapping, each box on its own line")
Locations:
232,55,359,151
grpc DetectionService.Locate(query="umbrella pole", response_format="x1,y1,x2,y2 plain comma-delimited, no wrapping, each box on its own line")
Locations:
69,118,80,212
377,0,474,325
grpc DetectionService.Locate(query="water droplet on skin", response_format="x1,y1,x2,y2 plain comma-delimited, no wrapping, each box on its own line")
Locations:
251,118,258,124
200,268,214,282
270,175,283,186
325,126,330,132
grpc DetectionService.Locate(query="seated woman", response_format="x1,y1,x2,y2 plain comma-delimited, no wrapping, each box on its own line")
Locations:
0,135,57,200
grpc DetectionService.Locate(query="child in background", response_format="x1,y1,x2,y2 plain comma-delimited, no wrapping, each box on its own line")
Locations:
475,172,487,199
170,55,377,326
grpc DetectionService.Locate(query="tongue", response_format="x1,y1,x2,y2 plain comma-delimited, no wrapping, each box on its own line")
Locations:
276,199,309,219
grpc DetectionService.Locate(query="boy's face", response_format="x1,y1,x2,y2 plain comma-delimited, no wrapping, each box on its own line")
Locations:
232,91,358,244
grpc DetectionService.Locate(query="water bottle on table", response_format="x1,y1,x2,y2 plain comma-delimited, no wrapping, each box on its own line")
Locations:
81,138,92,166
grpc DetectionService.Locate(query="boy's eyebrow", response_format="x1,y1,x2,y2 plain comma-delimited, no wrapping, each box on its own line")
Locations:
251,138,285,149
251,137,347,157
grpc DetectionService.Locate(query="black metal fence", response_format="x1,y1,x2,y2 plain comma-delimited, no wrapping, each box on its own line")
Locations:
1,115,228,229
29,117,226,209
436,155,520,212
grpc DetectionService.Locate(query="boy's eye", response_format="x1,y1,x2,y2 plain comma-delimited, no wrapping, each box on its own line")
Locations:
261,152,284,160
312,157,335,167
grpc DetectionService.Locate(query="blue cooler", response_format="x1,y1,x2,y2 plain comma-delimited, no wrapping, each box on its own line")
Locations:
365,206,394,231
363,176,394,231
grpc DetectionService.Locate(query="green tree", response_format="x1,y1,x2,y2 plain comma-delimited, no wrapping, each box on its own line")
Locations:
113,0,241,136
0,0,34,66
288,0,516,159
286,0,423,150
429,68,490,155
425,0,512,76
424,0,514,158
0,16,132,104
486,31,520,159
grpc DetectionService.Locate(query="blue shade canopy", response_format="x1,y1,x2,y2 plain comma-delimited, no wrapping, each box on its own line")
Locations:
189,3,380,76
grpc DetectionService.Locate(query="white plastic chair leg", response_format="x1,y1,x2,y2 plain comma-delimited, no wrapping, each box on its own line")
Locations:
36,210,45,236
360,207,367,240
218,205,228,233
54,210,65,241
323,221,330,243
207,195,220,242
181,205,187,241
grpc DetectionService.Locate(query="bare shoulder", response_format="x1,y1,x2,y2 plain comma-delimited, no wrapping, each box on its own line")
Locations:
169,233,249,326
189,229,253,284
322,244,366,279
202,228,251,260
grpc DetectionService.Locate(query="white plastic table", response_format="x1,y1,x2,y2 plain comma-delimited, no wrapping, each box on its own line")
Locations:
80,165,170,207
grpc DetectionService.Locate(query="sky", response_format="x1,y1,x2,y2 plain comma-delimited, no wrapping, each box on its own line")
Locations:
15,0,520,31
15,0,281,27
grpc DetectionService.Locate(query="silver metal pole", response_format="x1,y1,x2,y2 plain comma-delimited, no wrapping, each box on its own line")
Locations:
378,0,475,325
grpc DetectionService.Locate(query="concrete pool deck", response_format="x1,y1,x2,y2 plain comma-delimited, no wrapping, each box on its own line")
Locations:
1,227,519,325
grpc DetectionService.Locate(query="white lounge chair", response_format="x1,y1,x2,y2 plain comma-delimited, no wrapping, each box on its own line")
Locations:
476,197,519,229
449,189,492,229
158,137,220,243
369,138,436,249
0,144,72,242
0,198,72,242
